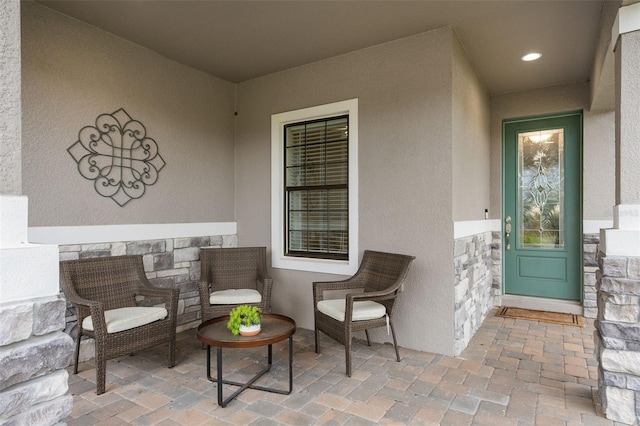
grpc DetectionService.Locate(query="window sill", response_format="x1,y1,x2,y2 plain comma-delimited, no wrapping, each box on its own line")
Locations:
272,254,357,275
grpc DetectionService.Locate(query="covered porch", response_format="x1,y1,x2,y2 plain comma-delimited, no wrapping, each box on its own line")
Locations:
3,0,640,424
63,310,608,425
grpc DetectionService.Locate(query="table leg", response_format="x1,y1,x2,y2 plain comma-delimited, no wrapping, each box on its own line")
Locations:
289,335,293,392
205,339,294,407
206,345,212,381
217,346,223,407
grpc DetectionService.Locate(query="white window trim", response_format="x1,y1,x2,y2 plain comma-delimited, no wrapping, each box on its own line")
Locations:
271,99,358,275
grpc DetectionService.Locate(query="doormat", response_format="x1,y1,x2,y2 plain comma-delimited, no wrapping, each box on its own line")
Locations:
496,306,583,327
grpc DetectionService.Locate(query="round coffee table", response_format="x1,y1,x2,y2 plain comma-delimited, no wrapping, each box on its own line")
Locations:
196,313,296,407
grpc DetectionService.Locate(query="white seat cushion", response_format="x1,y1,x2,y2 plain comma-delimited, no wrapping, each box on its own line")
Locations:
209,289,262,305
82,306,168,334
317,299,386,322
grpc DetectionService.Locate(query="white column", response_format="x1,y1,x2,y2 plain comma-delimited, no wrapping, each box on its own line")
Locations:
601,3,640,257
0,2,73,423
597,4,640,424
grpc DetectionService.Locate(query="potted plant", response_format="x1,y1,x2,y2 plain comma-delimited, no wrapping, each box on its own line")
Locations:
227,305,262,336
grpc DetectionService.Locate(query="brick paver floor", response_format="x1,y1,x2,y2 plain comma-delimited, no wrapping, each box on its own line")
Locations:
64,308,627,425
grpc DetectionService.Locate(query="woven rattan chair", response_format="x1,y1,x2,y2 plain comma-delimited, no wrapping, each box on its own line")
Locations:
313,250,415,376
60,255,179,395
198,247,272,323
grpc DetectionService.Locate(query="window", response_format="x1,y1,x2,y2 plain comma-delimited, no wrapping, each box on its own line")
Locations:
271,99,358,275
285,116,349,259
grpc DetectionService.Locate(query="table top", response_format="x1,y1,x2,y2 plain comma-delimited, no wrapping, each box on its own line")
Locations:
196,313,296,349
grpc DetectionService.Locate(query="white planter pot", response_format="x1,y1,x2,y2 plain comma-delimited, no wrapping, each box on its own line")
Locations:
239,323,261,336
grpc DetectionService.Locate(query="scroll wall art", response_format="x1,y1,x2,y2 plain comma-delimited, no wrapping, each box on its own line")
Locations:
68,108,165,206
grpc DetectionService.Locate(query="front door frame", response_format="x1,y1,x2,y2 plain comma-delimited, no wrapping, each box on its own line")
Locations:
501,110,584,304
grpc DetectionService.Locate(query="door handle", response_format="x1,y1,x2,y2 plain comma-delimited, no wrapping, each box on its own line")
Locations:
505,216,512,250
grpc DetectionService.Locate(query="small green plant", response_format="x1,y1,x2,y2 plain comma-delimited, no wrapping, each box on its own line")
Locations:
227,305,262,336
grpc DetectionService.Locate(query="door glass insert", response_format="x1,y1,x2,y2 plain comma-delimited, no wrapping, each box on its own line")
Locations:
518,129,564,248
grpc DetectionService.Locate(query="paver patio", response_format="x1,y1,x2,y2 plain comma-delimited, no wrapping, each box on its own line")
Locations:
64,308,626,425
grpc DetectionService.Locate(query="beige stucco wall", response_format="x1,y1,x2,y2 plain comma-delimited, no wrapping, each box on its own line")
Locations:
490,82,615,222
236,28,457,355
585,109,616,220
21,3,470,355
616,30,640,205
0,0,22,196
21,2,236,225
452,32,490,221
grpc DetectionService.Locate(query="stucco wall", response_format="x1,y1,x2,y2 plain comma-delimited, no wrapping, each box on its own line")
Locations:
21,2,236,226
452,32,490,221
0,0,22,196
616,30,640,205
490,82,615,222
585,109,616,220
236,28,457,355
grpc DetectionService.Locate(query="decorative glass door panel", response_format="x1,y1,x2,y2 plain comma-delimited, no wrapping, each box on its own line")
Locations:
518,129,564,249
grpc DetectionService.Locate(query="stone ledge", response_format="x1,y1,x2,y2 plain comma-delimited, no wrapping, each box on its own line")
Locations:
599,255,629,278
33,297,66,336
601,335,640,351
598,277,640,294
602,370,628,388
0,369,68,420
0,302,32,346
0,296,67,346
601,348,640,376
599,293,640,323
597,320,640,344
3,394,72,426
601,385,637,424
0,332,73,391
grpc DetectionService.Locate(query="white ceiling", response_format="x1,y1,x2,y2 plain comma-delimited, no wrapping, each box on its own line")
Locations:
38,0,614,95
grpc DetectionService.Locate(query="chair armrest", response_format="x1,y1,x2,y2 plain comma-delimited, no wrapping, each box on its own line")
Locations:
313,278,365,305
136,286,178,299
197,280,210,294
256,271,268,293
65,295,108,336
198,280,212,313
342,289,398,323
63,292,99,310
135,287,179,315
87,302,109,335
256,273,273,312
347,288,398,304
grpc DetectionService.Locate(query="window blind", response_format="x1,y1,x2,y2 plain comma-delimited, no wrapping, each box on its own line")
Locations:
285,115,348,259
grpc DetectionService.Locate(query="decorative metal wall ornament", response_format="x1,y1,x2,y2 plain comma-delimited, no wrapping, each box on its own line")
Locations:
68,108,166,206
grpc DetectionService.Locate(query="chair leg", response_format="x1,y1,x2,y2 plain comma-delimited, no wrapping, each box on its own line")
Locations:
364,329,372,346
73,332,81,374
314,327,320,354
389,320,401,362
95,351,106,395
345,332,352,377
168,333,176,368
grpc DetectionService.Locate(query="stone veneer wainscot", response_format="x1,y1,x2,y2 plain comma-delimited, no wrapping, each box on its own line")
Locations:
0,297,73,424
595,252,640,424
453,231,493,355
455,230,599,355
583,233,600,319
490,231,600,319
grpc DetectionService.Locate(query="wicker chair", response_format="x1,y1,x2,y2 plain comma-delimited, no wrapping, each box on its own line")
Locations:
198,247,272,323
313,250,415,376
60,255,179,395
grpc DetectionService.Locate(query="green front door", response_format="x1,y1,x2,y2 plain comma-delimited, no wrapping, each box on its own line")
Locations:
503,111,582,300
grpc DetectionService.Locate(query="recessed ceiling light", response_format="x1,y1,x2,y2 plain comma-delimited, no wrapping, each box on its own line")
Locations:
522,53,542,62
